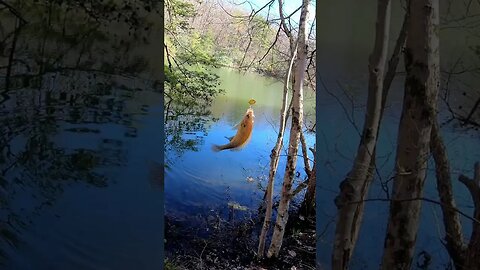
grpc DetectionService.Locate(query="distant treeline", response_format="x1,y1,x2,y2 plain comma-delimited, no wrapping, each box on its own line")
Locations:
165,0,316,83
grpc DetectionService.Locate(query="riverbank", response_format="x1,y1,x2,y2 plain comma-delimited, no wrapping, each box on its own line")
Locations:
164,202,315,270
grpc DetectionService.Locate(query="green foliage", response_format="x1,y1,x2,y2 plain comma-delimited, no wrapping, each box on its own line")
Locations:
164,0,222,101
164,0,225,159
176,30,219,67
165,65,222,105
165,0,196,32
164,62,222,159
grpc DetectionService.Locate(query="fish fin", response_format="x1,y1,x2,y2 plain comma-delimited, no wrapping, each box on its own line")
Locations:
224,136,234,141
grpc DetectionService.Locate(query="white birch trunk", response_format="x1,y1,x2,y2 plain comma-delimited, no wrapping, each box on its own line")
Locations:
458,163,480,269
332,0,391,268
266,0,310,258
300,132,315,216
257,44,297,258
381,0,440,268
430,120,467,269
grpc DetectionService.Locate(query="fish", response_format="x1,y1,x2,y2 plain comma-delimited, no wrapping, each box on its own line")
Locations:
212,107,255,152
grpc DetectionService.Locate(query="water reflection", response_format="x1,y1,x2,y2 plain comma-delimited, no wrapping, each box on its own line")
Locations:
164,68,316,262
0,0,163,267
164,67,222,166
165,111,217,164
0,70,162,265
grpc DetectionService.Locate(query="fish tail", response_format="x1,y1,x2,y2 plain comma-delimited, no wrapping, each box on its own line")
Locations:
211,144,223,152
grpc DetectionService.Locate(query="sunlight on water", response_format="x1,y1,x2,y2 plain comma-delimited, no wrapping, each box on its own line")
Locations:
165,68,316,238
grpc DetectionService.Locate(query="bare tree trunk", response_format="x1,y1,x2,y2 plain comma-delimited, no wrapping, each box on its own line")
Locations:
299,129,314,216
299,130,312,175
331,8,408,268
431,114,480,270
381,11,409,111
332,0,392,268
5,18,21,92
364,4,409,202
266,0,310,258
257,43,297,258
459,163,480,269
278,0,295,56
302,162,316,214
300,143,316,217
430,120,466,269
381,0,440,268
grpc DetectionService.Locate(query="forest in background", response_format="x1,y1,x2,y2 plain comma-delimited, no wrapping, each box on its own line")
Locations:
165,0,316,79
164,0,316,120
164,0,316,159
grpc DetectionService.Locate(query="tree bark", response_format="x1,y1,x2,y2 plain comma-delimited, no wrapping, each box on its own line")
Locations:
431,118,480,269
332,0,392,268
380,0,440,268
278,0,295,56
430,120,466,269
458,162,480,269
266,0,309,258
257,42,297,258
364,3,409,202
300,157,316,216
300,135,315,217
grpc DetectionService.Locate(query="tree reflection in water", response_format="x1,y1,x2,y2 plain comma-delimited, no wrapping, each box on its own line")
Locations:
0,71,161,263
0,0,163,265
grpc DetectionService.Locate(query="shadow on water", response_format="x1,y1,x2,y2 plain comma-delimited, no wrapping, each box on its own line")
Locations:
0,1,164,268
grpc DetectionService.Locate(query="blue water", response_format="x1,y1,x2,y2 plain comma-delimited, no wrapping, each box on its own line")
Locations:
316,77,480,269
164,69,316,245
0,74,163,269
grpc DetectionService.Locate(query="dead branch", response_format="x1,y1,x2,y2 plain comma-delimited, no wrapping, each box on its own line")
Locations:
0,0,27,24
348,197,480,225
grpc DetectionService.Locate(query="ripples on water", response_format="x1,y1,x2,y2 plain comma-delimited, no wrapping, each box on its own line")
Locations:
164,69,316,254
0,72,163,269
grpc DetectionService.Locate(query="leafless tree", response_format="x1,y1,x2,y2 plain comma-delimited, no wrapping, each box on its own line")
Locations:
381,0,440,268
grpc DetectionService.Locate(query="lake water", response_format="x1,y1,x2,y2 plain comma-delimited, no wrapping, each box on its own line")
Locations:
164,68,316,254
0,72,164,269
318,0,480,269
317,86,480,269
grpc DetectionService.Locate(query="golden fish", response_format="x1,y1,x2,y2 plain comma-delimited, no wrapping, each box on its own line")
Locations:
212,108,255,152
